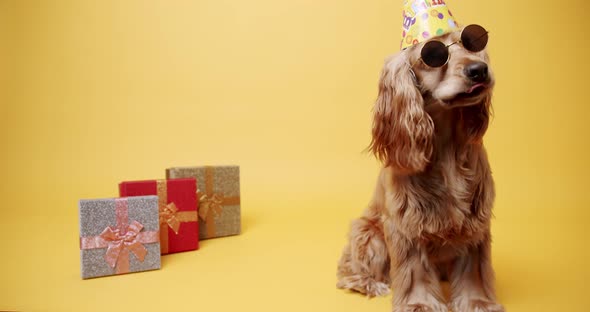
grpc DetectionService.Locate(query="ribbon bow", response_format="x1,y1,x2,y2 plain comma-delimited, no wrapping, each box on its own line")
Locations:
159,202,181,234
99,220,148,269
198,192,224,221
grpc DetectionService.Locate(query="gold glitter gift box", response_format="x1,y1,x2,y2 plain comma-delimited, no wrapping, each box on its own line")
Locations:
166,166,241,240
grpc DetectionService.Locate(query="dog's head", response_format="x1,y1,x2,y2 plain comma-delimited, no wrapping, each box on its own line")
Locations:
369,28,494,174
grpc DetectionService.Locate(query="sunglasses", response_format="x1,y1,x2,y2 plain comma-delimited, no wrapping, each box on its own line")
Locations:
419,24,489,68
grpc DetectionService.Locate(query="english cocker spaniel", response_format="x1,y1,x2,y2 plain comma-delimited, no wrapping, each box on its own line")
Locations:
337,25,504,312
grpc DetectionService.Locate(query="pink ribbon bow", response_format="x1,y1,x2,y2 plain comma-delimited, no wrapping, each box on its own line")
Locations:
100,221,148,268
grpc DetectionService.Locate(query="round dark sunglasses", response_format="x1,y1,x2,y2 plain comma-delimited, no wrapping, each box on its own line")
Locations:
419,24,489,68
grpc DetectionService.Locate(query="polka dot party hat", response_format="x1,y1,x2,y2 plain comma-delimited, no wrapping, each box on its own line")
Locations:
401,0,459,50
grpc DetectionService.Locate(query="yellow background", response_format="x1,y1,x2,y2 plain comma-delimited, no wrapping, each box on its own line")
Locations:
1,0,588,311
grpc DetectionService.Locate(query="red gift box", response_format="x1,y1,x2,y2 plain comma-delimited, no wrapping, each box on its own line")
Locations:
119,178,199,254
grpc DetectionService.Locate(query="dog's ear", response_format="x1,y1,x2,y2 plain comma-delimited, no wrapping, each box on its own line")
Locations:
459,94,491,145
369,50,434,174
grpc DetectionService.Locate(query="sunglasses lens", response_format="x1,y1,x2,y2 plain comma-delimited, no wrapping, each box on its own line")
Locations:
421,41,449,67
461,24,488,52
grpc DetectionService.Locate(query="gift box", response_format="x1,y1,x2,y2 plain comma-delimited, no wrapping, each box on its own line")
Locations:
79,196,161,279
166,166,241,239
119,178,199,254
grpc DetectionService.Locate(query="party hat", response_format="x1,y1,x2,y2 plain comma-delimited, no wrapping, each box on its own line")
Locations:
400,0,459,50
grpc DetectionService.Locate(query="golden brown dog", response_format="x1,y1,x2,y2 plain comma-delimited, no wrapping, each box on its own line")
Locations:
337,28,504,312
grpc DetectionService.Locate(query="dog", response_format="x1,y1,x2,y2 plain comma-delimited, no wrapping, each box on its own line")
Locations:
337,26,505,312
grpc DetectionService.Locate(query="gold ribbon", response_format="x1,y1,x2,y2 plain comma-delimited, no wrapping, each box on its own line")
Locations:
157,180,198,254
197,167,240,238
198,193,223,221
159,202,182,234
80,198,159,275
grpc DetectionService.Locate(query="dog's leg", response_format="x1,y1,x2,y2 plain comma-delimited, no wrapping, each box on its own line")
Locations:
336,214,391,297
385,232,448,312
449,234,504,312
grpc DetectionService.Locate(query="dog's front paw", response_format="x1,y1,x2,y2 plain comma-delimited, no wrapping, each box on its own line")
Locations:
366,280,391,297
394,302,448,312
336,275,390,297
450,298,504,312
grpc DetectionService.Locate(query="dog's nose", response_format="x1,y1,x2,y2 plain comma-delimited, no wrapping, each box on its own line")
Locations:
464,62,489,83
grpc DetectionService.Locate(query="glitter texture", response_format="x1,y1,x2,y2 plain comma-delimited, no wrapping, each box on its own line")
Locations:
78,196,161,279
166,166,241,239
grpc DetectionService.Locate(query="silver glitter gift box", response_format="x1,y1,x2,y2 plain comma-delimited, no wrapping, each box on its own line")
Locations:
79,196,161,279
166,166,241,240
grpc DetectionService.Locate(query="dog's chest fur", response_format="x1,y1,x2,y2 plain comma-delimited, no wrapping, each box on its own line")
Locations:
389,115,492,250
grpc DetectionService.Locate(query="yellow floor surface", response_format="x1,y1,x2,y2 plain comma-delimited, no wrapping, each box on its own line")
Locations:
1,1,588,311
